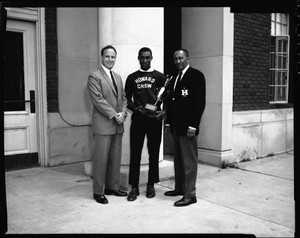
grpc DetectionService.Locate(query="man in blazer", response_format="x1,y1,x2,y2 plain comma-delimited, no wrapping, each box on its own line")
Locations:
87,45,128,204
164,49,206,207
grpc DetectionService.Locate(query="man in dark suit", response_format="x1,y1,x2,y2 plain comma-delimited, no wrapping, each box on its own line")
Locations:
164,49,206,207
87,45,128,204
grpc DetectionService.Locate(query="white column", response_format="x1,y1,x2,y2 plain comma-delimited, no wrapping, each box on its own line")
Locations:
182,7,234,166
98,7,164,165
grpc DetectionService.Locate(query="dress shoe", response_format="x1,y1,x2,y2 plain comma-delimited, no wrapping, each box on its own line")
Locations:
146,185,155,198
104,189,127,197
164,189,183,196
93,194,108,204
174,197,197,207
127,188,139,202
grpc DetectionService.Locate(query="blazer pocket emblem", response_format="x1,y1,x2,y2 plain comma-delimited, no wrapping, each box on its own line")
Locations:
181,88,188,97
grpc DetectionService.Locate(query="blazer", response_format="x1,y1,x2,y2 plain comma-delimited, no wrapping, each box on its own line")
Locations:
165,66,206,136
87,66,127,135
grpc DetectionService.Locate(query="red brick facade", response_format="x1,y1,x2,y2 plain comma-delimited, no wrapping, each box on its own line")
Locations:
233,13,271,111
45,8,58,113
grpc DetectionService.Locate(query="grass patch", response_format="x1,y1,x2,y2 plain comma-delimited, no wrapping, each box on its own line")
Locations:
221,157,252,169
221,160,239,169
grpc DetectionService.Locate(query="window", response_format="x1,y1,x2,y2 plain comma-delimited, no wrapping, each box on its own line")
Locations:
270,13,289,103
4,31,25,111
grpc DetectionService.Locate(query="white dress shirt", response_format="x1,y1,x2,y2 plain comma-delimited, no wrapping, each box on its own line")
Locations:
173,65,190,91
101,65,117,85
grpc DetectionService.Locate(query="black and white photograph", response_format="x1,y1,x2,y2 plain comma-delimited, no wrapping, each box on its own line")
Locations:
1,2,296,236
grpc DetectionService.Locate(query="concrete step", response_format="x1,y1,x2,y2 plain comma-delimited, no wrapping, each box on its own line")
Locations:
83,158,174,190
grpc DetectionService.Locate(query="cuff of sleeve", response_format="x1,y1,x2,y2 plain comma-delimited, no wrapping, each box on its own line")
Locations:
188,126,196,131
109,113,117,120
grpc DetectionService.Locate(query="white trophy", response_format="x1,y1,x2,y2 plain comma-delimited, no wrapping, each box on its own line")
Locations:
144,75,173,114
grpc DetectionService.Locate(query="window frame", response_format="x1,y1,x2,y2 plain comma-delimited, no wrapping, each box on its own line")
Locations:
269,13,290,104
269,35,289,103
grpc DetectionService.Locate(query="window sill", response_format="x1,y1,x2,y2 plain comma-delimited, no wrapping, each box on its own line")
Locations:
269,103,293,109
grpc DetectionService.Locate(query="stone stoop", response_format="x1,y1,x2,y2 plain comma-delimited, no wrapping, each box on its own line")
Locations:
83,157,175,191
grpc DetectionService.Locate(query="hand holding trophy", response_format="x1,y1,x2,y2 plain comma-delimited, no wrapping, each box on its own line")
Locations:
144,75,173,116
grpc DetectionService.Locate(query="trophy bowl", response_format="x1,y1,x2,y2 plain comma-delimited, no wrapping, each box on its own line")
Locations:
143,75,173,114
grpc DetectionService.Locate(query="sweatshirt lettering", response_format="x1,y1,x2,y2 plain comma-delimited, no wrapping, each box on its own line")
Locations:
137,83,152,89
135,77,155,84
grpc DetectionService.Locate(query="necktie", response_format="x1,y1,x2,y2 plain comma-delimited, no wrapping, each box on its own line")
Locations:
174,70,182,92
110,71,118,95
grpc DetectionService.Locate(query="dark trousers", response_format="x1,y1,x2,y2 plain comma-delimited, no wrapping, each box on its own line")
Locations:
172,129,198,198
129,113,162,187
92,133,123,195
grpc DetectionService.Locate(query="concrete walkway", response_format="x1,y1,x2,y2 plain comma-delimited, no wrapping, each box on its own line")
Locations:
5,152,294,236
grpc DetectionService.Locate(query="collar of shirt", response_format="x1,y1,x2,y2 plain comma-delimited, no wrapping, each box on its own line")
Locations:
173,64,190,91
101,65,114,81
139,67,154,72
180,64,190,78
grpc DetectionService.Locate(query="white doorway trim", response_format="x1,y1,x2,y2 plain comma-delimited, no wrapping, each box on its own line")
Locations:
6,7,48,166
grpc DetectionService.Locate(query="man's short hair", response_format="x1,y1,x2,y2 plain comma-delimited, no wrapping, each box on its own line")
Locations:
175,49,189,58
101,45,117,56
138,47,152,56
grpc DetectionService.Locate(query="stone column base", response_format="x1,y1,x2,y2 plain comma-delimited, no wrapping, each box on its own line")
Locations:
198,148,233,167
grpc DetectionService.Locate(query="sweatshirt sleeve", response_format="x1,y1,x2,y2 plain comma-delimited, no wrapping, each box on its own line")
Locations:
124,75,137,112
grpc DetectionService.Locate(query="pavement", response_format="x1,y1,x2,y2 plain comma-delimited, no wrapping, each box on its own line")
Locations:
4,151,294,236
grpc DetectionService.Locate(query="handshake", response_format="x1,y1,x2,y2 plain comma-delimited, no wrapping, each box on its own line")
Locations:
114,111,127,124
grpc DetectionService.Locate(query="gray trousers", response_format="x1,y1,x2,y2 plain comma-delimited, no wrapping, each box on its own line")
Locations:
92,133,123,195
172,130,198,198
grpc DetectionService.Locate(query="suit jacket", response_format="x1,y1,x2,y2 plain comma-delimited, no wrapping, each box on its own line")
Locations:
87,66,127,135
165,66,206,136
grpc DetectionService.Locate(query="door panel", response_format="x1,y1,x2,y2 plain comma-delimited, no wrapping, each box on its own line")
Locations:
4,126,29,153
4,19,37,158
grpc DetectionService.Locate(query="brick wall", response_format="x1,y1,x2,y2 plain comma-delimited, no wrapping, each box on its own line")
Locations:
45,8,59,112
233,13,271,111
